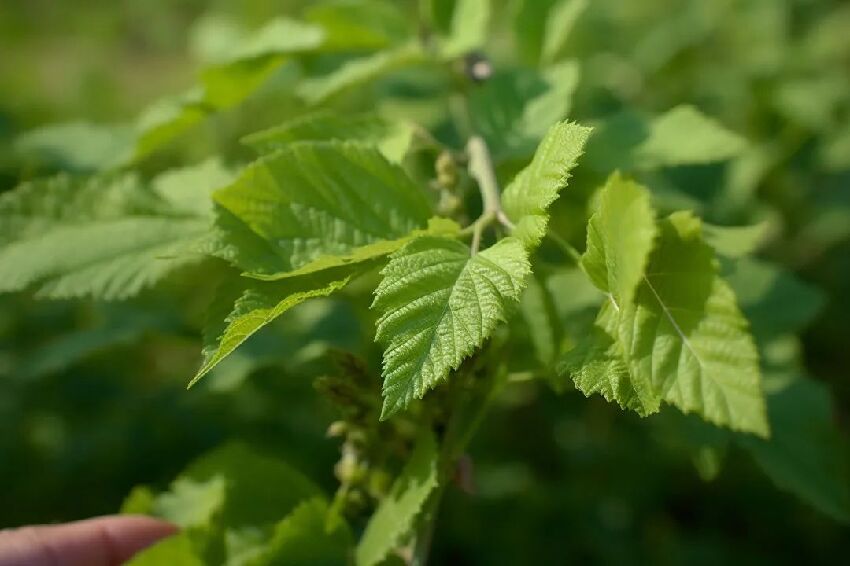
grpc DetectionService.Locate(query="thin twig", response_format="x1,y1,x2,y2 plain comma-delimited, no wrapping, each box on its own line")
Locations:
546,231,583,264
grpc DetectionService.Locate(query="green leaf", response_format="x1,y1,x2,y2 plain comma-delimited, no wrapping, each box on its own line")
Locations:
125,534,204,566
242,111,414,163
702,221,770,258
212,141,447,279
541,0,588,64
248,499,352,566
519,273,561,367
372,237,530,419
585,106,748,172
131,88,210,162
298,44,426,105
124,443,326,565
513,0,558,64
739,374,850,522
469,61,581,158
17,306,173,380
215,18,325,63
637,106,748,167
557,305,659,416
581,173,658,309
0,170,220,300
151,158,235,216
154,476,227,529
14,122,135,172
724,258,825,341
305,0,412,50
356,432,439,566
501,121,592,249
441,0,491,58
611,212,769,436
178,443,323,530
191,266,360,387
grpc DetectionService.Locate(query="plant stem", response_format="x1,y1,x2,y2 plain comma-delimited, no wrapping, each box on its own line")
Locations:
411,486,444,566
467,136,501,216
466,136,514,254
547,231,583,264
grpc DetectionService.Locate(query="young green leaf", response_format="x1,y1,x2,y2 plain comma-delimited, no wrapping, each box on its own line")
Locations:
581,173,657,309
191,266,360,387
215,18,325,63
212,141,451,279
585,106,748,172
501,121,592,249
0,170,220,300
177,443,323,530
125,533,204,566
14,122,135,172
541,0,588,64
441,0,491,58
356,432,439,566
469,61,581,158
612,212,769,436
557,307,659,417
297,43,426,105
372,237,530,419
249,498,353,566
702,221,770,258
243,111,414,163
305,0,412,50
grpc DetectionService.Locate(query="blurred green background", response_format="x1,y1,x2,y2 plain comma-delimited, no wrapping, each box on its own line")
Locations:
1,0,849,564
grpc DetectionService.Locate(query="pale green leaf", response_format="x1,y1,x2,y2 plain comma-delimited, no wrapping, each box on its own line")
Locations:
14,121,134,172
125,534,204,566
179,443,323,530
638,106,748,167
200,56,292,109
557,304,659,416
191,266,359,387
501,121,592,249
356,432,439,566
188,14,248,64
212,141,445,279
152,158,235,217
305,0,412,50
541,0,588,64
441,0,491,58
154,476,227,529
242,111,414,163
219,18,325,63
124,443,326,565
298,44,426,105
585,106,748,172
249,499,352,566
702,221,770,258
0,171,219,300
469,62,581,158
611,212,769,436
132,88,209,162
739,374,850,522
581,173,657,309
373,237,530,418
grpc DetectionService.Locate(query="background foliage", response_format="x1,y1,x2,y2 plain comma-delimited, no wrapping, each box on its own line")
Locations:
1,0,849,563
